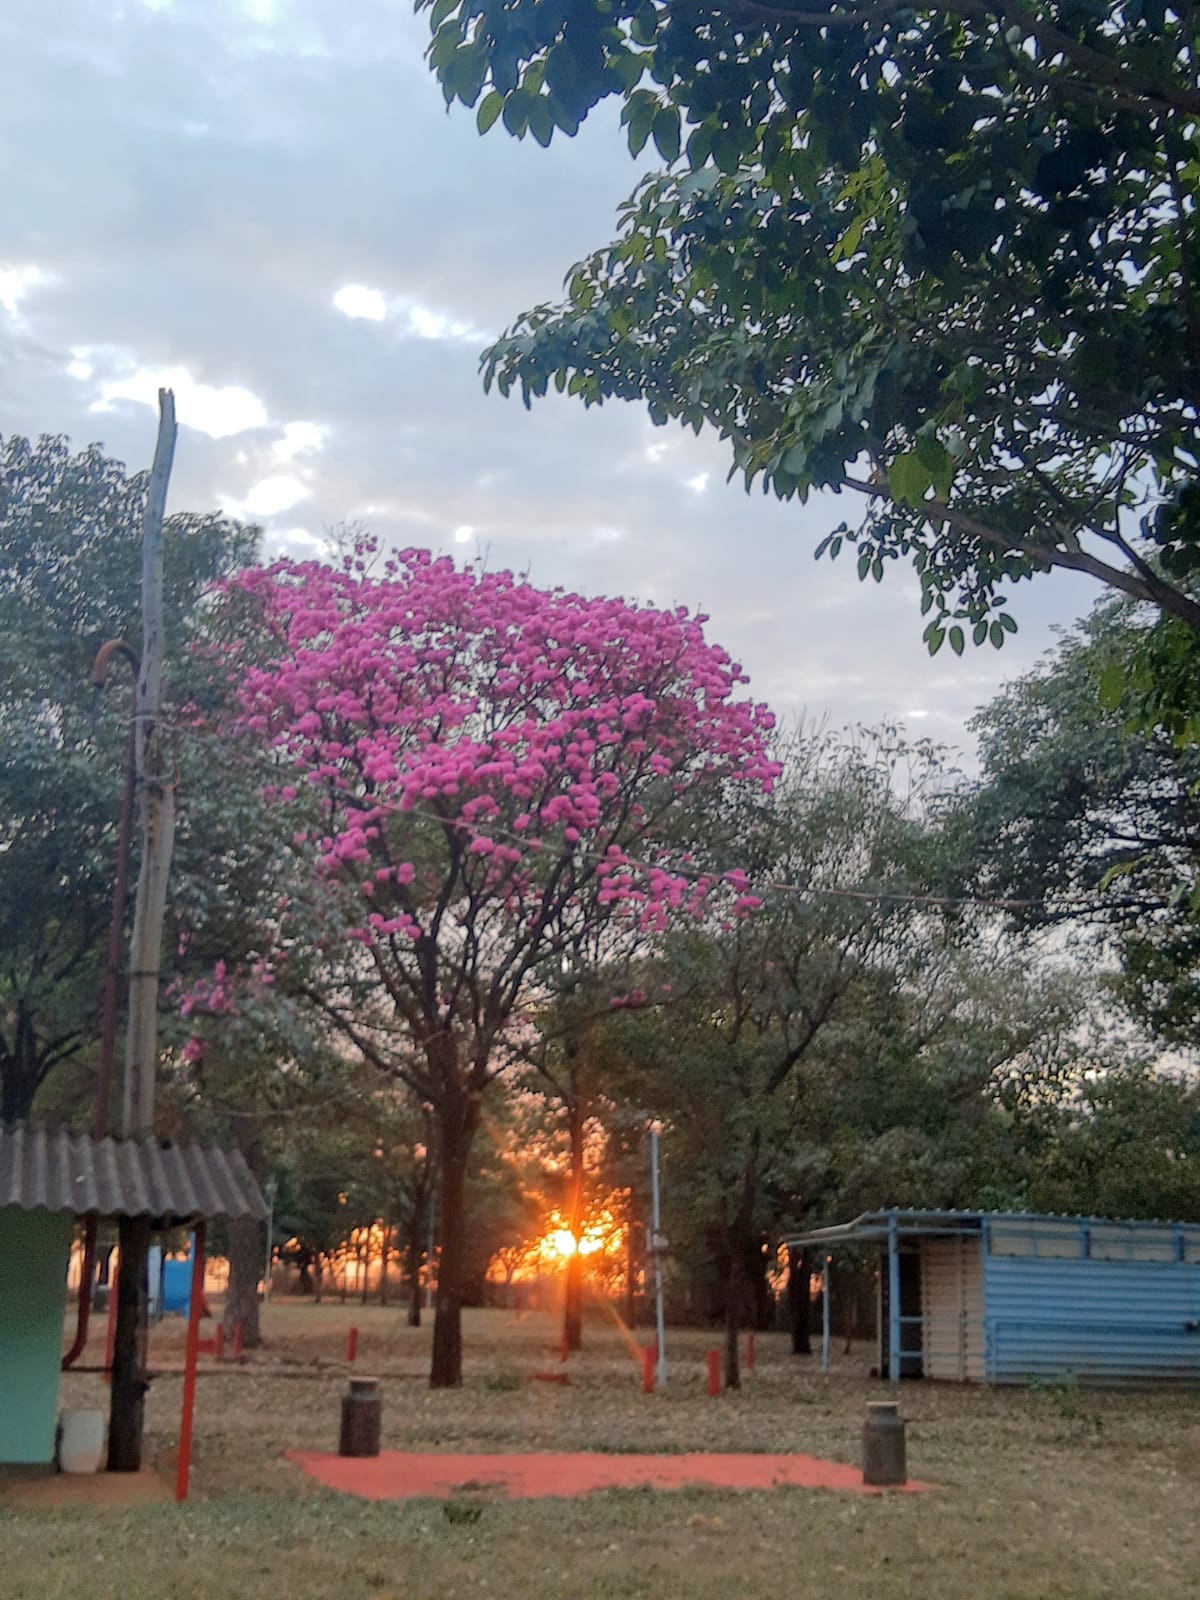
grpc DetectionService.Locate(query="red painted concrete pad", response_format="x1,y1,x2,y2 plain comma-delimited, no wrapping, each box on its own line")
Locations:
287,1449,932,1499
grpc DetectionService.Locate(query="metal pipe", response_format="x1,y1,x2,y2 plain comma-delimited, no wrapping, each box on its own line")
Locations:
887,1212,901,1384
59,643,141,1374
821,1252,831,1375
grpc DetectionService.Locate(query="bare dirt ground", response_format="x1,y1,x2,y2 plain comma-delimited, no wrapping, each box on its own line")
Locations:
2,1299,1197,1600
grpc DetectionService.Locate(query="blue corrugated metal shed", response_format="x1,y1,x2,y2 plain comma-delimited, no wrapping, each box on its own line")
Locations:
788,1208,1200,1386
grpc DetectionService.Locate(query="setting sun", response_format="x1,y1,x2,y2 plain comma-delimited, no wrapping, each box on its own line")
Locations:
545,1228,578,1260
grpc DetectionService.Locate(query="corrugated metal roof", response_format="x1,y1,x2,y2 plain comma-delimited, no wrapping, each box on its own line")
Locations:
787,1207,1200,1250
0,1122,267,1222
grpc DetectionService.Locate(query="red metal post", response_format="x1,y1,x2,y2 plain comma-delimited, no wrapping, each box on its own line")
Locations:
707,1349,721,1397
346,1326,358,1363
103,1254,120,1385
642,1345,656,1394
746,1331,756,1372
90,641,139,1142
176,1223,206,1503
62,1218,98,1370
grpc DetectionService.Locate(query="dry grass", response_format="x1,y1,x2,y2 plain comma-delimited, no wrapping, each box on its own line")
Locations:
2,1300,1198,1599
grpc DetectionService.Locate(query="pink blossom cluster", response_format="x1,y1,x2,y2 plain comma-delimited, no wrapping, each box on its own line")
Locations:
179,956,276,1062
224,549,779,948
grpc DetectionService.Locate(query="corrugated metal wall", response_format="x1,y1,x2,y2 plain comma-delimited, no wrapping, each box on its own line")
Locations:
921,1237,986,1381
982,1218,1200,1385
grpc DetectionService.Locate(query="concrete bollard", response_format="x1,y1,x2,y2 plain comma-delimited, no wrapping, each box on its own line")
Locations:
862,1400,907,1486
346,1325,359,1363
339,1376,382,1457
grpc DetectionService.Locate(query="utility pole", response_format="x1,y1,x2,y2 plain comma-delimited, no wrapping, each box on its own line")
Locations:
108,389,177,1473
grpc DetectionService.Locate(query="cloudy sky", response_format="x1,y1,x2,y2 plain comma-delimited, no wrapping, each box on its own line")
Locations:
0,0,1099,758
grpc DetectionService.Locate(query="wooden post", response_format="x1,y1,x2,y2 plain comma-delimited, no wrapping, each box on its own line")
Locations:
103,1254,120,1385
706,1349,721,1397
176,1223,206,1502
347,1326,358,1364
107,1215,151,1469
109,389,178,1473
121,388,178,1139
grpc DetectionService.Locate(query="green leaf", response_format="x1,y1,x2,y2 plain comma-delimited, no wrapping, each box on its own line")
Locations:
949,625,964,656
1098,661,1125,708
652,107,682,164
623,90,658,157
476,90,504,134
501,90,531,137
527,94,554,147
429,0,459,27
889,452,931,505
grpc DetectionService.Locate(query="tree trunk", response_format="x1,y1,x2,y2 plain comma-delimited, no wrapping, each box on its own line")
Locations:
223,1215,262,1347
788,1245,813,1356
562,1099,586,1352
723,1233,744,1391
0,1001,48,1123
360,1236,370,1305
107,1214,151,1470
406,1212,423,1328
314,1254,324,1304
379,1223,390,1307
625,1209,640,1327
722,1154,758,1391
430,1109,475,1388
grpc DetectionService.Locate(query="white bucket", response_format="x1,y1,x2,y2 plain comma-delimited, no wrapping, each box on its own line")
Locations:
58,1409,105,1474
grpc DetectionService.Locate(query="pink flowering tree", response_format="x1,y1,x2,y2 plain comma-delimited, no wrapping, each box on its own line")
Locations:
222,548,778,1387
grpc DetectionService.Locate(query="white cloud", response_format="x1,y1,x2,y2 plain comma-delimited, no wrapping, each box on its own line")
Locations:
89,362,269,439
0,263,54,318
332,282,485,342
333,284,387,321
686,472,709,495
405,301,482,342
273,420,328,462
454,524,475,545
223,474,310,517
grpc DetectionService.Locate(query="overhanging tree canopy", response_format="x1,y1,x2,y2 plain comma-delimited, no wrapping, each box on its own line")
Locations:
420,1,1200,652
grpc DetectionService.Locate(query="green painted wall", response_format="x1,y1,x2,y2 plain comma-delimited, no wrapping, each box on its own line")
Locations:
0,1208,73,1464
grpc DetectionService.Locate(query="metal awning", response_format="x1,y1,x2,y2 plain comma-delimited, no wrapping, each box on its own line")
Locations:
0,1121,267,1224
786,1209,985,1249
